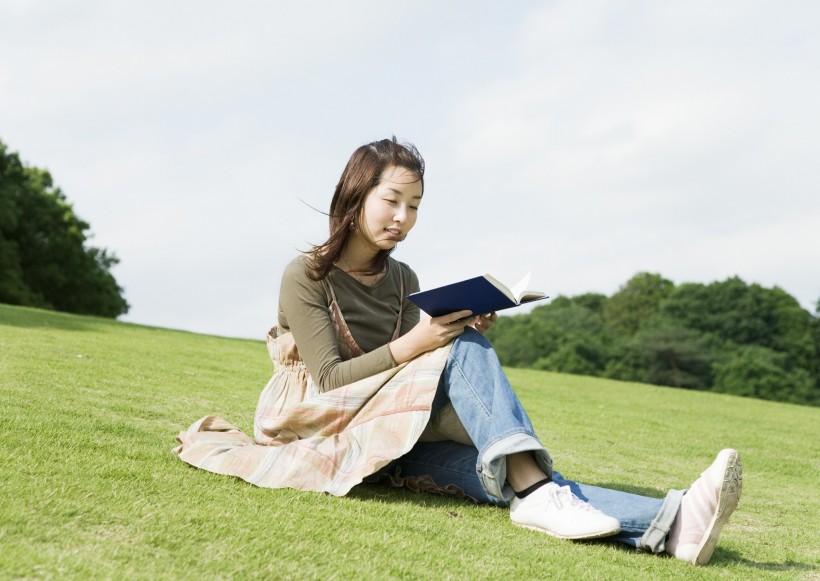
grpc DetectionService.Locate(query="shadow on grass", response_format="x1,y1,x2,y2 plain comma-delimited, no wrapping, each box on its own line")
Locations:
583,522,819,574
348,479,667,509
581,535,815,573
714,548,817,574
350,482,807,573
347,482,488,508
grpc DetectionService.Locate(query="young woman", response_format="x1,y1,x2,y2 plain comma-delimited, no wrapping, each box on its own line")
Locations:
175,137,742,566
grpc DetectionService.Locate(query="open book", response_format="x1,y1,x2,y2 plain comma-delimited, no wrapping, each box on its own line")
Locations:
407,271,548,317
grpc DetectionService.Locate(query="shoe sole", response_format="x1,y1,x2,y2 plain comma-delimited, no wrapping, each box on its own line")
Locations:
512,521,621,541
692,449,743,566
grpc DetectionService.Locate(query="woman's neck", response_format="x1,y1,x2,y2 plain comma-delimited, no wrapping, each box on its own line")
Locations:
339,237,379,272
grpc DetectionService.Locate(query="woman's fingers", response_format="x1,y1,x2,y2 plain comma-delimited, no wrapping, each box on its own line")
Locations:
480,311,497,327
417,310,474,347
470,312,497,334
434,310,473,326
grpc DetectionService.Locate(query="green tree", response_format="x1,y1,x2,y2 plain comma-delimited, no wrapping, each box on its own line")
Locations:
622,323,714,389
812,296,820,386
490,272,818,406
0,140,128,317
533,342,598,376
570,292,608,314
488,312,558,368
661,278,816,371
713,345,817,405
603,272,675,336
489,296,617,374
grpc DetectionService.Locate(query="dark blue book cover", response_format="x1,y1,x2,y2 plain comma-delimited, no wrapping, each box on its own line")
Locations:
407,275,547,317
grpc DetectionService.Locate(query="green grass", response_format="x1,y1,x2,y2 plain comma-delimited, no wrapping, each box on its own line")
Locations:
1,303,818,580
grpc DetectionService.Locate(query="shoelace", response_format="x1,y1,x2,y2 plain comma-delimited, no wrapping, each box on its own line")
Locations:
549,485,603,513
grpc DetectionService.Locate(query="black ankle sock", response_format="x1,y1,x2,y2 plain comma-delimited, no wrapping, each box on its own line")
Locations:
514,477,552,499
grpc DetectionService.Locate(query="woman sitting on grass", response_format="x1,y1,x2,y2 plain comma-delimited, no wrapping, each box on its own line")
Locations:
175,137,742,566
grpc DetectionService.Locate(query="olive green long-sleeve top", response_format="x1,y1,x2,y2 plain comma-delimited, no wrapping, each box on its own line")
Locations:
277,255,421,391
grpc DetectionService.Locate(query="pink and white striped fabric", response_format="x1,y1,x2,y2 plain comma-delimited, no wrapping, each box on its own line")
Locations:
174,327,452,496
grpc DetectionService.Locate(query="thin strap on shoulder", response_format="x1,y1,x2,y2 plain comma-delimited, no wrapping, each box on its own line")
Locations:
325,275,340,306
398,266,405,315
392,264,405,340
324,272,366,359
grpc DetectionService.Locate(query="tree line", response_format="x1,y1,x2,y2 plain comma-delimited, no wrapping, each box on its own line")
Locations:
2,137,817,407
486,272,819,406
0,139,128,317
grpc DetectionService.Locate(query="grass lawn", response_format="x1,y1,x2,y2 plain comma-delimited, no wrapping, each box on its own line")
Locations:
1,303,818,580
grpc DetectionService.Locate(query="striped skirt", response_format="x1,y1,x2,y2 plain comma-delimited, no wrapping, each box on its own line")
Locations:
173,329,452,496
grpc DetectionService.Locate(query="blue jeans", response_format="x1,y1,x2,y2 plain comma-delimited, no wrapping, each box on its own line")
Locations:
383,328,684,552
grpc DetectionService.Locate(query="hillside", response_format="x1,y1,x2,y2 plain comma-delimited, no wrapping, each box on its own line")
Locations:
1,304,817,579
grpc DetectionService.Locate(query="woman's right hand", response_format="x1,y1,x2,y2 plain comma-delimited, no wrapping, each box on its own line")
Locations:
389,310,474,364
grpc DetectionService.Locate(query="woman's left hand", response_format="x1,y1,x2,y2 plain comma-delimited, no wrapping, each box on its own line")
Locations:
473,312,497,334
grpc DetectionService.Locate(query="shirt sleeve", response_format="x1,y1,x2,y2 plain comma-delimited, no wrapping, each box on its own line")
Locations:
278,258,397,392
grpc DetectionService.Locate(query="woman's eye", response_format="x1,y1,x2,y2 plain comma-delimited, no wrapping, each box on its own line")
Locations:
384,199,398,205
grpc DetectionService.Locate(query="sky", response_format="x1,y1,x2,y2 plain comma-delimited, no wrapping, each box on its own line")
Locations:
2,0,818,340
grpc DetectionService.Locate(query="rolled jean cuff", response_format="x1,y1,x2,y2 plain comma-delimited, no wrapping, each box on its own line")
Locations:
639,488,686,553
479,431,553,502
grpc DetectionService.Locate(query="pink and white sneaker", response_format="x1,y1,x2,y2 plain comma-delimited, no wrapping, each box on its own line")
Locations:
666,449,743,565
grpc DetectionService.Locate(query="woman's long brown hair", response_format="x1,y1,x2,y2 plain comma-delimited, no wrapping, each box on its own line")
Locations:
306,137,425,281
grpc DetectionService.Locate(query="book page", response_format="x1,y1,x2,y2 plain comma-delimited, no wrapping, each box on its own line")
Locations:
483,274,516,302
510,271,532,302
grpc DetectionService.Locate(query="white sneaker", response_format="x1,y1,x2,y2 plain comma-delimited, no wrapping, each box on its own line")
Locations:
666,449,743,565
510,482,621,540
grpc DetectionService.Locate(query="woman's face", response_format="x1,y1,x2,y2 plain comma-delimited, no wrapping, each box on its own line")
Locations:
355,165,422,252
